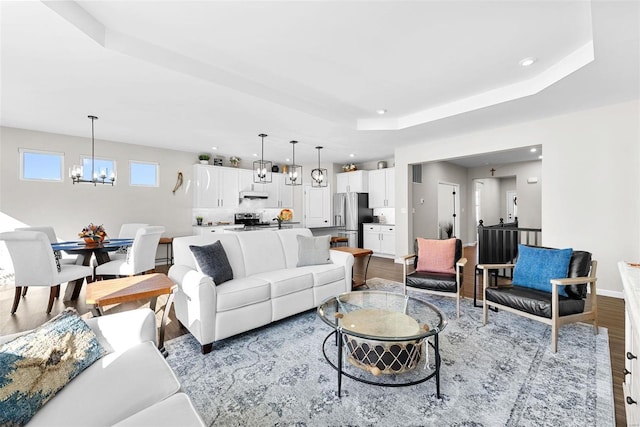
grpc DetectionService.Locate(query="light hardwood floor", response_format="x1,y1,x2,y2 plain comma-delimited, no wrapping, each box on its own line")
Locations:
0,246,626,426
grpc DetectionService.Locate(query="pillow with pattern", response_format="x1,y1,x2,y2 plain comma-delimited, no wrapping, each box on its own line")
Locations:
0,309,106,426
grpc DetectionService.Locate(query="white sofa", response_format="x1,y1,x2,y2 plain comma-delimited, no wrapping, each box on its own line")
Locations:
168,228,354,353
0,309,204,427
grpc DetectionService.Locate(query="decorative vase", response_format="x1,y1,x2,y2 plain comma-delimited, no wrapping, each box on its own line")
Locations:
199,160,209,165
84,237,102,245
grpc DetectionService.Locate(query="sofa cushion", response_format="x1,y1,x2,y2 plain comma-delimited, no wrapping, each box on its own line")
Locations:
173,234,246,279
189,241,233,285
512,244,572,296
236,231,286,276
0,309,106,427
297,235,331,267
276,228,313,268
416,238,456,274
216,277,271,312
406,271,457,293
485,286,585,319
27,341,180,427
253,269,314,298
113,393,204,427
298,263,345,287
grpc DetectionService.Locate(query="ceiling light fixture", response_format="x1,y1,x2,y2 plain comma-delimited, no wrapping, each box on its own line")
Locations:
538,155,543,160
70,115,115,186
285,140,302,186
376,109,387,115
253,133,272,183
311,146,327,188
530,148,537,152
349,153,355,158
519,57,536,67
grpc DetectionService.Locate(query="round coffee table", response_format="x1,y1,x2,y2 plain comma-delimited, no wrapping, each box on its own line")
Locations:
317,290,447,398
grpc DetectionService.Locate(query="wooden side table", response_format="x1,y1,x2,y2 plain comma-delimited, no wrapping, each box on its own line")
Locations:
331,247,374,288
86,273,176,356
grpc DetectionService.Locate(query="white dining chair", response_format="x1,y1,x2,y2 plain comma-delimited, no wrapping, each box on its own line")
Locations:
0,231,93,314
110,223,149,261
95,226,165,279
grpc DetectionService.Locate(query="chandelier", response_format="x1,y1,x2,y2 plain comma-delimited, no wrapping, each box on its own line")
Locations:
311,146,327,187
285,140,302,186
70,115,116,185
253,133,272,183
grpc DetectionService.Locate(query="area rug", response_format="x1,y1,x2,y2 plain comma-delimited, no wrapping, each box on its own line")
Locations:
165,278,614,426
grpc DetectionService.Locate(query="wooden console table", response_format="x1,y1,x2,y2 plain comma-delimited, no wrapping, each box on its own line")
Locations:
331,247,373,288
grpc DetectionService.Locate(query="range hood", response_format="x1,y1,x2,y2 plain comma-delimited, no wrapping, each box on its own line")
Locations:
240,191,269,200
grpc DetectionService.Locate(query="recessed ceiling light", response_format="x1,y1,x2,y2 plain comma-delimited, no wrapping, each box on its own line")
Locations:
538,155,543,160
285,158,291,162
349,153,355,158
519,57,537,67
252,153,258,157
530,148,537,152
211,146,218,150
376,109,387,115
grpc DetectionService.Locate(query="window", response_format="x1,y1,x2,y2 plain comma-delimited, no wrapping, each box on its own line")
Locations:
81,157,116,182
20,149,63,182
130,161,158,187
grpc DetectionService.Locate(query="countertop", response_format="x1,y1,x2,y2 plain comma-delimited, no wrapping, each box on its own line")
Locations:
362,223,396,226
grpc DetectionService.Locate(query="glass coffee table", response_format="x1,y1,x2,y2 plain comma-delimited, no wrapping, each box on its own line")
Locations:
317,290,447,398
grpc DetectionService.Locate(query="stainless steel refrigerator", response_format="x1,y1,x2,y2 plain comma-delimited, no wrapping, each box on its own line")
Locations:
333,192,373,248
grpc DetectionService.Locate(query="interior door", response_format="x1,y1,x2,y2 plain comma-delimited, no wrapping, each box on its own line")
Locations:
304,185,331,228
506,191,517,223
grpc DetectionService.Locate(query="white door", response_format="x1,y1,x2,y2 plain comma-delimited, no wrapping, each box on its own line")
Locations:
303,185,331,228
506,191,517,223
437,182,460,239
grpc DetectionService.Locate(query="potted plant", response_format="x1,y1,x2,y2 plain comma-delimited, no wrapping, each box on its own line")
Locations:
196,216,203,226
198,154,210,165
229,156,241,168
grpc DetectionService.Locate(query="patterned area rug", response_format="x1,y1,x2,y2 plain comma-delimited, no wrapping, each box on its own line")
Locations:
165,278,614,426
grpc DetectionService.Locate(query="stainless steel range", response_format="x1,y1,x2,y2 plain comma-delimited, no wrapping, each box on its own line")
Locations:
234,213,272,229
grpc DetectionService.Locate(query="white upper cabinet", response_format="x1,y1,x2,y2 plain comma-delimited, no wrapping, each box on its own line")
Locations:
368,168,395,208
237,170,292,208
336,170,368,193
193,165,239,208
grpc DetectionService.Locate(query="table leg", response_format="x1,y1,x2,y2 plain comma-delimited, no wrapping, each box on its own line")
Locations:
363,253,372,287
64,253,90,301
434,333,441,399
158,290,175,358
91,305,103,317
337,329,343,398
150,296,157,312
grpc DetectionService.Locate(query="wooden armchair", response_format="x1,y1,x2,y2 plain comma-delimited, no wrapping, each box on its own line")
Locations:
479,245,597,352
402,238,467,318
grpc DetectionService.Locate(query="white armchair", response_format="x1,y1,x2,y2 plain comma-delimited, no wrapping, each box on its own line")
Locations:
95,226,165,279
0,231,93,314
15,226,79,265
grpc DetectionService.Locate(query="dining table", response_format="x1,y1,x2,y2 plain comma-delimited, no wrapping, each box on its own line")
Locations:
51,238,134,301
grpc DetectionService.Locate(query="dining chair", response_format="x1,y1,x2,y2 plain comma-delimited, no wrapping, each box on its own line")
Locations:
95,226,165,279
110,223,149,261
0,231,93,314
14,225,79,297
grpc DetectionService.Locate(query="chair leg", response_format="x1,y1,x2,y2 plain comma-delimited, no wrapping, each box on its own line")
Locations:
11,287,22,314
54,284,60,299
46,287,57,314
21,287,28,297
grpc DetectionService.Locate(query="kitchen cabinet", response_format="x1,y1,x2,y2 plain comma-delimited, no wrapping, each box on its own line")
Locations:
620,262,640,424
193,225,243,235
336,170,368,193
193,165,239,208
303,185,331,228
368,168,395,208
363,224,396,257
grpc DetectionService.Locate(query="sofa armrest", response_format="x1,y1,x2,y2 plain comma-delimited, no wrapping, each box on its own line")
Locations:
477,263,515,270
84,308,157,354
329,250,354,291
457,257,468,268
550,276,597,286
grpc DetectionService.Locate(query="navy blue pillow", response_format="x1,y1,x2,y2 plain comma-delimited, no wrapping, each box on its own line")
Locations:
512,244,572,296
189,241,233,285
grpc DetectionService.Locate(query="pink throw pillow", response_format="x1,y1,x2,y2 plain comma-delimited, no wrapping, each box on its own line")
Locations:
416,238,456,274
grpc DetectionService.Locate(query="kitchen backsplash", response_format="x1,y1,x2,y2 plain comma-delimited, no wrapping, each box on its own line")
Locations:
192,207,297,225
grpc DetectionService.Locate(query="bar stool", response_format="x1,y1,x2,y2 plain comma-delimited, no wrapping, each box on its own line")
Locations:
157,237,174,265
330,236,349,247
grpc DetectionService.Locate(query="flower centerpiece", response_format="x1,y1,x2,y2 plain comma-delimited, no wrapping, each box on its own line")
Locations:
274,209,293,229
342,163,357,172
229,156,241,167
79,223,107,244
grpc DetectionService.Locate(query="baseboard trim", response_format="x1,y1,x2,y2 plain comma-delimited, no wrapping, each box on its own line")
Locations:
596,288,624,299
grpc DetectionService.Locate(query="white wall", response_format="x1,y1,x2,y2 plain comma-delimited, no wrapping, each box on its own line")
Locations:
395,101,640,296
0,126,195,240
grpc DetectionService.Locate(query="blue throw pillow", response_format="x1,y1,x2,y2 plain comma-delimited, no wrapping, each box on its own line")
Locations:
0,308,106,426
512,244,573,296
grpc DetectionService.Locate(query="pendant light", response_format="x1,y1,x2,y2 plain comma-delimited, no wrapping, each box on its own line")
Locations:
253,133,272,183
70,115,116,186
311,146,327,187
285,140,302,186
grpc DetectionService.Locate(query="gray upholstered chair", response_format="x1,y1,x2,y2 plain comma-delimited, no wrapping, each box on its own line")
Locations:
0,231,93,313
479,245,597,352
95,226,165,279
402,238,467,318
